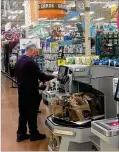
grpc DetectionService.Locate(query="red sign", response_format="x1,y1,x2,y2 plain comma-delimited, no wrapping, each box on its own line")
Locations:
3,32,20,41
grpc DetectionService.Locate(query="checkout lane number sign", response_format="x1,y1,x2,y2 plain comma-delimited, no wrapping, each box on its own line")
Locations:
57,59,66,67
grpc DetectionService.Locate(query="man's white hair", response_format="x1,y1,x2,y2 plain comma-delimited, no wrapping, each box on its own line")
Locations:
25,43,37,51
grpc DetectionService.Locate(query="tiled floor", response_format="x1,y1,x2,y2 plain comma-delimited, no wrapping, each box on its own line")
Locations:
1,74,50,151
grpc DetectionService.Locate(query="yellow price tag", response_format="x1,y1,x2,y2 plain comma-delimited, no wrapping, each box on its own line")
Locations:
57,59,66,67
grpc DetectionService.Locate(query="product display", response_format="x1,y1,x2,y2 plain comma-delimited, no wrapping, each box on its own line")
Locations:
92,58,119,67
66,55,99,65
96,31,119,57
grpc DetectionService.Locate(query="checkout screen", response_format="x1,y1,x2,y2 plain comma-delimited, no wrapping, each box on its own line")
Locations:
116,87,119,98
58,67,66,79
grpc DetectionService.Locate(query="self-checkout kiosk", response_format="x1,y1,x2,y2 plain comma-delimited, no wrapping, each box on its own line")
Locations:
42,65,119,151
91,80,119,151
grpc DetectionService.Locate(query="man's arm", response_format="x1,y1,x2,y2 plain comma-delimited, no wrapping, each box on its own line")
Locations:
38,72,55,83
28,60,55,82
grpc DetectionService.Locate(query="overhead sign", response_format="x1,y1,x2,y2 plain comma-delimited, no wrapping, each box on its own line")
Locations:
38,3,67,11
5,22,11,31
76,1,85,12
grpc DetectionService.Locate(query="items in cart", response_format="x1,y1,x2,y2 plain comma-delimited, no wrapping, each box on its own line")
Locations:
51,92,103,122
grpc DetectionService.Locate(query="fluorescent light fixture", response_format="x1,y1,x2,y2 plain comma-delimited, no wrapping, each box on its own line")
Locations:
94,17,105,21
109,4,117,8
21,25,26,28
8,15,17,20
22,2,25,7
12,16,17,19
69,17,78,21
8,16,11,19
14,10,18,14
54,22,61,25
18,10,23,14
80,12,94,15
80,13,84,16
38,18,47,21
90,11,95,15
71,27,76,29
65,25,71,28
67,2,75,8
90,2,107,4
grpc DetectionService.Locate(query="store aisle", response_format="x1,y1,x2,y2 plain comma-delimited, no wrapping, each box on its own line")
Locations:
1,74,49,151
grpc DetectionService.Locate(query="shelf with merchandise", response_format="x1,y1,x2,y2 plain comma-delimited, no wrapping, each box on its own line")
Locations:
96,31,119,56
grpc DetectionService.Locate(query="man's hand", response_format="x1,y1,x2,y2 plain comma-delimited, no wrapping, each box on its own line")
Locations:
45,81,50,87
52,71,58,78
39,82,43,87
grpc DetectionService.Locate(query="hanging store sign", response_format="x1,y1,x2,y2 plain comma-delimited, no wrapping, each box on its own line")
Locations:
38,0,66,18
38,3,67,11
76,1,85,12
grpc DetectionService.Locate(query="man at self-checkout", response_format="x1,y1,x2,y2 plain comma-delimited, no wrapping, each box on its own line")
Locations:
15,44,55,142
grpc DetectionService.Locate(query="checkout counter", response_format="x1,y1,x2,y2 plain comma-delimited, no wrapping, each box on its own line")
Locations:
42,65,119,151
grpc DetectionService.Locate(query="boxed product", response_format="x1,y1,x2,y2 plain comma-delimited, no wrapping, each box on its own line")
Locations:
49,131,61,151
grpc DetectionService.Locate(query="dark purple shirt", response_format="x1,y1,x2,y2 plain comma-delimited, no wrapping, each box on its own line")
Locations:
15,55,54,90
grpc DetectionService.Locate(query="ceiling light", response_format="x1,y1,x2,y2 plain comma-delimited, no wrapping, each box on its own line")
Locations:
80,13,84,16
54,22,61,25
90,2,107,4
8,15,17,20
65,25,71,28
38,18,47,21
14,10,18,14
18,10,23,14
109,4,117,8
9,11,13,14
22,2,25,7
12,16,16,19
94,17,105,21
21,25,26,28
67,2,75,8
90,11,95,15
69,17,78,21
71,27,76,29
8,16,11,19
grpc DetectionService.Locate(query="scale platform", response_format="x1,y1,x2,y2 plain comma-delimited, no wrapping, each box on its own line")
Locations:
91,118,119,151
92,118,119,137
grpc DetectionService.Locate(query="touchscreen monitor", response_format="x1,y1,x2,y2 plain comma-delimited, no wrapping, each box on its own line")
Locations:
114,80,119,102
58,66,68,81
